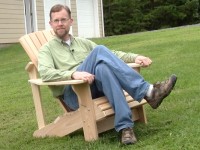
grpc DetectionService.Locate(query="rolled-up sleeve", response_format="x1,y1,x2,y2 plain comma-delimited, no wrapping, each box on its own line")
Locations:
112,50,139,63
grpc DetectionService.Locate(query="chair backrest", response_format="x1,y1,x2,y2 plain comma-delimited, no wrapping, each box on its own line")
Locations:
19,30,55,69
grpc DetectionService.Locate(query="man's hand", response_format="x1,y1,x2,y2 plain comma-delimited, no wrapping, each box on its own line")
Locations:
135,55,152,67
72,71,95,84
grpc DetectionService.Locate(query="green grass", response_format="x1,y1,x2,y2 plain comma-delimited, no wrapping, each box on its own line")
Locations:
1,25,200,150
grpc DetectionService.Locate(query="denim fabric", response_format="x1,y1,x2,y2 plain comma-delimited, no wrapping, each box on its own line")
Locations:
63,45,150,132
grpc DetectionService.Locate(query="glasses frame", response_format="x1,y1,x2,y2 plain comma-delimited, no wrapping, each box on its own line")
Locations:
51,18,70,24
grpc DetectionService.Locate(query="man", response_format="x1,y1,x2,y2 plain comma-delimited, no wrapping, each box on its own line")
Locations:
38,4,177,145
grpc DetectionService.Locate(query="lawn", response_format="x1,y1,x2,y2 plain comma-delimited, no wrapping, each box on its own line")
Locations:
0,25,200,150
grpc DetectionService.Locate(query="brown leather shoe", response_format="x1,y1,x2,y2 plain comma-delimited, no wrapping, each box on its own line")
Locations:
145,74,177,109
120,128,137,145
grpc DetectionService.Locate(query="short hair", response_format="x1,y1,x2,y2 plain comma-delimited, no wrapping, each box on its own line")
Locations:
49,4,71,20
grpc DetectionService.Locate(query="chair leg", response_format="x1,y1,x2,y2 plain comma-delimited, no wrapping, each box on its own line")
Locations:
31,83,46,129
33,110,82,137
72,83,98,141
137,105,147,124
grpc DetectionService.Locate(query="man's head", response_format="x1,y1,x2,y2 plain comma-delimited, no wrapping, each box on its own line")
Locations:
49,4,73,41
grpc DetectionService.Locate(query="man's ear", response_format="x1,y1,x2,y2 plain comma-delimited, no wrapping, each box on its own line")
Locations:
49,21,53,27
69,18,73,26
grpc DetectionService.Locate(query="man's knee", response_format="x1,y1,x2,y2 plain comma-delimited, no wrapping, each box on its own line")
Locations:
96,63,107,72
95,63,111,78
93,45,108,52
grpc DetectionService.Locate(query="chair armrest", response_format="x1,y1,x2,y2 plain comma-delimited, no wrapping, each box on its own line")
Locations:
127,63,141,68
29,79,86,86
127,63,142,72
25,62,35,72
28,63,141,86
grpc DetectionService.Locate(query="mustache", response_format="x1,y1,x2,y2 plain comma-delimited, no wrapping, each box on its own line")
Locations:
56,27,65,30
55,29,69,39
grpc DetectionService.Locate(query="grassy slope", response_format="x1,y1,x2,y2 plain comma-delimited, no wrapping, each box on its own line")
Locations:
0,25,200,150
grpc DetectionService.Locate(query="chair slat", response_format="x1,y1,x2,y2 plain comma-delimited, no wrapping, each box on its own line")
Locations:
35,31,48,45
24,36,39,61
50,30,55,36
19,29,148,140
19,36,38,67
42,30,53,41
29,33,43,50
94,97,108,106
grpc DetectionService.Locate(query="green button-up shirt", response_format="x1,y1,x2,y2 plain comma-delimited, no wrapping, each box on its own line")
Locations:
38,35,138,97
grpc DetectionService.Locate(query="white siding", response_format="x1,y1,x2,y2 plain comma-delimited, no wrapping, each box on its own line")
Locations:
36,0,45,31
76,0,100,38
0,0,104,44
0,0,25,43
44,0,70,30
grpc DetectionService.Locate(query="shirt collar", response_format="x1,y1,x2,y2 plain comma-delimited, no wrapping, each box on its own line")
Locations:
54,34,75,46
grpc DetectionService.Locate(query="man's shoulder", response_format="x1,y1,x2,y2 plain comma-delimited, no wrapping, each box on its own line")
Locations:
74,36,89,42
40,37,58,50
73,36,96,46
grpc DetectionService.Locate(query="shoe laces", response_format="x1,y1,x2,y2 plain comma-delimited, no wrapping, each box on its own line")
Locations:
122,128,133,136
154,79,169,88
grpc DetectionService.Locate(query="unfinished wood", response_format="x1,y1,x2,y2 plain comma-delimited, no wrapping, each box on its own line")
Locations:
42,30,54,41
73,83,98,141
19,36,38,67
35,31,49,46
97,108,140,133
30,83,46,129
29,33,43,50
23,35,39,58
29,79,85,86
33,111,82,137
136,105,147,123
25,62,38,79
19,30,148,141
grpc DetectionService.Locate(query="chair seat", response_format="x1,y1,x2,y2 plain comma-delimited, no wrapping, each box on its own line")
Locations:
94,92,147,133
94,92,147,120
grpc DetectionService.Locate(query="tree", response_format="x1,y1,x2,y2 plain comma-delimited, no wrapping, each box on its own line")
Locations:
103,0,200,36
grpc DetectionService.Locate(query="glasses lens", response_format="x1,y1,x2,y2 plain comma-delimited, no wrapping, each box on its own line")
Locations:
53,18,69,24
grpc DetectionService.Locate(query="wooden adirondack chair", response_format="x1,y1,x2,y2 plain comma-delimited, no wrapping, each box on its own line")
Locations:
19,30,147,141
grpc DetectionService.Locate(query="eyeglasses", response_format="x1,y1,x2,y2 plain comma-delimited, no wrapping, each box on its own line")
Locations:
52,18,70,24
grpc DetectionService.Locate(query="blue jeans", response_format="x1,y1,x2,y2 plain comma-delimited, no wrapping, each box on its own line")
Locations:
63,45,150,132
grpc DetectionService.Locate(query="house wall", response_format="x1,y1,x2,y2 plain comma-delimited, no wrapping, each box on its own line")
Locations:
75,0,103,38
0,0,104,44
71,0,78,36
0,0,25,43
36,0,45,30
68,0,105,37
0,0,45,44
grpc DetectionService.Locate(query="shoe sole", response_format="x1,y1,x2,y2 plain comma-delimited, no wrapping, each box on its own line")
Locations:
122,140,135,145
153,74,177,109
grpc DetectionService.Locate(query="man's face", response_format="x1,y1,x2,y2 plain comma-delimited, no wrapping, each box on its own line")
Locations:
49,9,73,40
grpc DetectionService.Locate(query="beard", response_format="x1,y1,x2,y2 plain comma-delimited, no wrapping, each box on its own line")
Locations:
55,28,69,40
